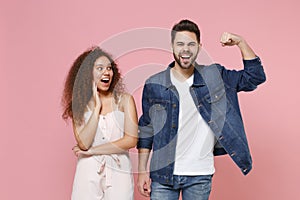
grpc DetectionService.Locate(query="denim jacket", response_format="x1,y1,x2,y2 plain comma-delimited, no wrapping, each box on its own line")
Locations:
137,57,266,185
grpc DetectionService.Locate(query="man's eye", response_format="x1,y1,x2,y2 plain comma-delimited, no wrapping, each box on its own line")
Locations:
189,43,196,47
177,43,184,46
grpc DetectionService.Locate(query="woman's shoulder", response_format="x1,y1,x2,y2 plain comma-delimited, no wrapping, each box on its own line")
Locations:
118,92,135,111
119,92,134,104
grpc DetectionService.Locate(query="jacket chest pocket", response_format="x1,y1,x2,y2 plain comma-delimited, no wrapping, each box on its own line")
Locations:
204,87,226,104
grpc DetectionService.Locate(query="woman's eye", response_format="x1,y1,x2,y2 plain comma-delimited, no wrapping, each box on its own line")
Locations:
107,67,112,71
97,67,103,71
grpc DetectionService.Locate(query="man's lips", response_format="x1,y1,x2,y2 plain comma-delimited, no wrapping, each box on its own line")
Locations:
180,55,191,59
180,54,192,63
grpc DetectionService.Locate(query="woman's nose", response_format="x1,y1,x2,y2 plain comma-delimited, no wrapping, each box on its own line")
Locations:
103,69,110,74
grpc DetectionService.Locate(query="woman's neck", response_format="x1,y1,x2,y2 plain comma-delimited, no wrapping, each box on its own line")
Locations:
98,91,113,99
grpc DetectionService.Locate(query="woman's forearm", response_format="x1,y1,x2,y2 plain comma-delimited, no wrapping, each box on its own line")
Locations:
89,134,137,155
73,106,100,150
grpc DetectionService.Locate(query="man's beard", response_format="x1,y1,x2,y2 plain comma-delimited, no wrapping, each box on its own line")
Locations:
173,53,196,69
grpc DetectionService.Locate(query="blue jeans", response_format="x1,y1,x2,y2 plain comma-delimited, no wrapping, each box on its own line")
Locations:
150,175,213,200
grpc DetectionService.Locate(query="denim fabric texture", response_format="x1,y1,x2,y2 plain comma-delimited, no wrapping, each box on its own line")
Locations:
151,175,213,200
137,57,266,185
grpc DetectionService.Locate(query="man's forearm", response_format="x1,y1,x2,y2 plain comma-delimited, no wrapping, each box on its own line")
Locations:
138,148,151,172
237,39,256,60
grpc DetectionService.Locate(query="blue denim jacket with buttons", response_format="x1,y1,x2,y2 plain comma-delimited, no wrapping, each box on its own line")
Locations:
137,57,266,185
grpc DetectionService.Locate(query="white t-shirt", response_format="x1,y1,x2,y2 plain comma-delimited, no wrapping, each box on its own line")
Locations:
171,70,215,175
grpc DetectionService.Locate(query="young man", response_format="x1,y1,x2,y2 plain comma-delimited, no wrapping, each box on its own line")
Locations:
137,19,266,200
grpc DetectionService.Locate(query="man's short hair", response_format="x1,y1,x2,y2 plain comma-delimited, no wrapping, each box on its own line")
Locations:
171,19,201,43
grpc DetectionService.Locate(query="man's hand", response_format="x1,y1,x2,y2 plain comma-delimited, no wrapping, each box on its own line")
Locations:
220,32,243,47
220,32,256,60
137,172,151,197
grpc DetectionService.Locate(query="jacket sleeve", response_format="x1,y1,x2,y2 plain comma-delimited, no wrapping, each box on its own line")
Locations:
137,80,154,149
220,57,266,92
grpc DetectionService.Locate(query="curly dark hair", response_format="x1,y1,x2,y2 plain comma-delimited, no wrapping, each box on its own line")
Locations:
61,47,124,125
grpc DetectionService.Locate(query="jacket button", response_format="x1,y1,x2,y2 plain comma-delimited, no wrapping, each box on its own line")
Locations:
230,152,235,156
173,104,176,108
172,124,176,128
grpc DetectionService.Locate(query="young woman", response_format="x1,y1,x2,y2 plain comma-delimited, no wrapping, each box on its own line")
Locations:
62,47,138,200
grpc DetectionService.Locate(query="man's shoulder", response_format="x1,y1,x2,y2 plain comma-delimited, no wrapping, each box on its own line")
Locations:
194,63,226,84
195,63,223,70
146,69,168,84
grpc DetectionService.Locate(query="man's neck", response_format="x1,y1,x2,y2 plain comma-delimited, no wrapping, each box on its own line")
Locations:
172,63,194,81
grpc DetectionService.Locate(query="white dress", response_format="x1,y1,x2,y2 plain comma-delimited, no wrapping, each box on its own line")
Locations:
71,108,134,200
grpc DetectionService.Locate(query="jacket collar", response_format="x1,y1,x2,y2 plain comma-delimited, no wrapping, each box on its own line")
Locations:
165,61,206,89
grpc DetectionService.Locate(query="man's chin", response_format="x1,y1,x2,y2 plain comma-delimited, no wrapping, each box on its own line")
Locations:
180,62,193,69
173,55,194,69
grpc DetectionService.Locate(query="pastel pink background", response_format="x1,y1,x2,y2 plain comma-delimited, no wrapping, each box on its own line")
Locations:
1,0,299,199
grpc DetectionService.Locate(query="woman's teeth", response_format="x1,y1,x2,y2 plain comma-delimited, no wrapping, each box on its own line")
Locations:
101,78,109,83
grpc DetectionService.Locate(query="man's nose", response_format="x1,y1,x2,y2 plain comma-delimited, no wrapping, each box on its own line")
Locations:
183,44,190,51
